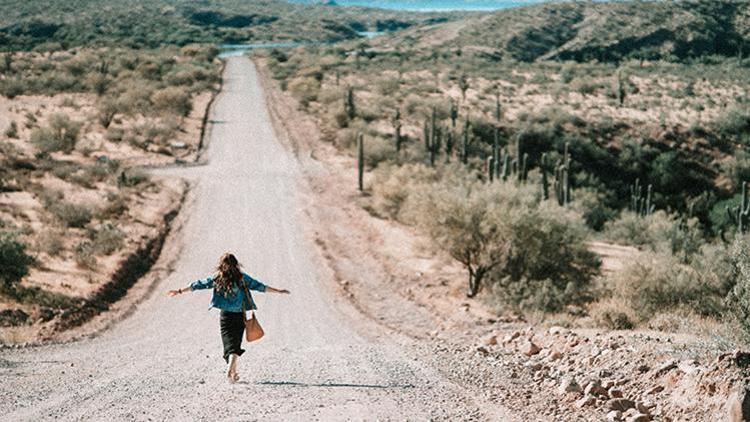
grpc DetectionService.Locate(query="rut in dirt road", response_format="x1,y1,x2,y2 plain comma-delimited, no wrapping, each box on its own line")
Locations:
0,56,515,421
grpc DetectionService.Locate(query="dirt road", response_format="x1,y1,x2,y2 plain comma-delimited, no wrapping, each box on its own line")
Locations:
0,56,513,421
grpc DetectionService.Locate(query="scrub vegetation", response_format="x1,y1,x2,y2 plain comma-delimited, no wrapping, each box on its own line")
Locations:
260,0,750,343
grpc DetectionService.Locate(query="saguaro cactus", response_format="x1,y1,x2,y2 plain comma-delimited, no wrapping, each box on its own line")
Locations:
492,128,500,179
495,92,502,123
392,108,402,152
541,153,549,199
450,100,459,128
345,87,356,120
357,133,364,192
630,178,655,217
461,117,470,164
554,143,572,206
487,157,495,182
727,181,750,233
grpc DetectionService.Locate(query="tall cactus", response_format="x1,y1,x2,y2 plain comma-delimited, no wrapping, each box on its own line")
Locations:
494,92,502,123
461,117,470,165
357,133,364,192
392,108,402,152
492,128,500,180
345,87,356,120
487,157,495,183
554,142,572,206
450,100,458,128
541,153,549,199
630,178,654,217
501,151,511,181
727,181,750,233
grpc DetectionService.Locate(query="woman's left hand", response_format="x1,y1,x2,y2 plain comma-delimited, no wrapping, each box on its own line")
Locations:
167,289,181,297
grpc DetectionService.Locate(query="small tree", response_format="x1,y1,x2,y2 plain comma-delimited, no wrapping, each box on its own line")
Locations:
30,113,82,153
0,233,33,291
458,73,470,101
151,87,192,117
414,174,508,297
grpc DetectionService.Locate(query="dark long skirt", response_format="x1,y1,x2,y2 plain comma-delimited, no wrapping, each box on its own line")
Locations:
220,310,245,363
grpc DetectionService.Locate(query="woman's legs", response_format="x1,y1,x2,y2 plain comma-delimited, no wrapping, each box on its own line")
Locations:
219,311,245,383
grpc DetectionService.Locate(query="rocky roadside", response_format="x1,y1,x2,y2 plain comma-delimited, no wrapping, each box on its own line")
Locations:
261,56,750,421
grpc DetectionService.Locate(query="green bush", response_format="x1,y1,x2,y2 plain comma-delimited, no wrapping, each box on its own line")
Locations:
408,171,599,307
30,113,82,153
371,163,438,219
90,224,124,255
151,86,192,117
725,236,750,340
0,233,33,291
47,201,93,228
74,241,97,270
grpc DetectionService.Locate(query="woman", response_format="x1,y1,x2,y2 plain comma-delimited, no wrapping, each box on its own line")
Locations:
168,253,290,383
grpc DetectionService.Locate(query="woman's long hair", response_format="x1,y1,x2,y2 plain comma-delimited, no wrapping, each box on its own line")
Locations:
214,253,242,296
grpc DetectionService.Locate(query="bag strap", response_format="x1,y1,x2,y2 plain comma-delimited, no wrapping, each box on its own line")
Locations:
240,276,254,317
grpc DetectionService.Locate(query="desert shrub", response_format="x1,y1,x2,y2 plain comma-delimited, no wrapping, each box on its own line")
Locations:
720,151,750,192
151,86,192,116
612,251,725,322
603,210,706,260
713,106,750,144
36,230,64,256
571,188,616,231
0,78,27,99
725,236,750,340
371,163,438,219
97,97,121,128
74,241,97,270
86,73,110,96
409,173,599,307
489,200,600,312
288,76,320,108
0,233,34,291
89,224,124,255
363,136,397,169
589,298,635,330
4,121,18,138
30,113,82,153
47,201,93,228
105,126,125,142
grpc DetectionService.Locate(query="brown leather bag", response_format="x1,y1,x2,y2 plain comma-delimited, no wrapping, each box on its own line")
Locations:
241,282,264,342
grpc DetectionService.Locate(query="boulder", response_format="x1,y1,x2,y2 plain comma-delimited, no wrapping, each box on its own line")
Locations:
558,376,582,394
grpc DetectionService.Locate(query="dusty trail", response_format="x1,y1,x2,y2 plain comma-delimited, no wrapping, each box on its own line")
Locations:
0,57,512,421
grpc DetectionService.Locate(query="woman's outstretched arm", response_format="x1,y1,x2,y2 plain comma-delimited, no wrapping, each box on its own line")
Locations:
167,286,193,297
264,286,291,294
167,276,214,297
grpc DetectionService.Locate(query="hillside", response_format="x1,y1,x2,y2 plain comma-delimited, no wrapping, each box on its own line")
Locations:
0,0,459,50
388,0,750,63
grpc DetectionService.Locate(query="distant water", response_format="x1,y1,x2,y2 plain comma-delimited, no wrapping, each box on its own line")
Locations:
287,0,552,11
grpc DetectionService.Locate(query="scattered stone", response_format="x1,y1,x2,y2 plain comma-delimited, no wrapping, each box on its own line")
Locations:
558,376,582,394
602,380,616,390
652,360,677,378
549,326,569,335
637,401,654,414
584,380,608,397
645,385,664,395
521,340,541,356
170,141,187,149
503,331,521,343
476,346,489,356
481,333,498,346
606,410,623,422
599,369,614,379
548,349,563,361
609,387,624,398
678,360,701,375
575,395,596,408
625,413,650,422
637,364,650,373
608,398,636,412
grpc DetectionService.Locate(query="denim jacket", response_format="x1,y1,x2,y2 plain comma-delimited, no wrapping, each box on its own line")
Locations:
190,272,267,312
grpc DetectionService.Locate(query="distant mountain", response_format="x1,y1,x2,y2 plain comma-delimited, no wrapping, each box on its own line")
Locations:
406,0,750,63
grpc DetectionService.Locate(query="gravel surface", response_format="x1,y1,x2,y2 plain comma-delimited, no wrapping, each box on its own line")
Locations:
0,56,515,421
